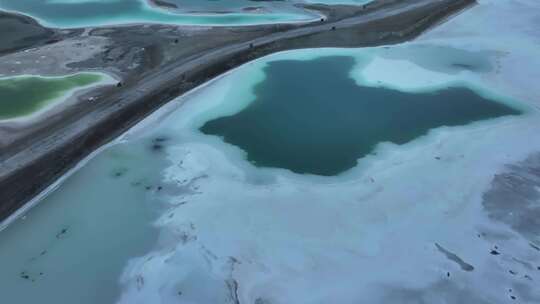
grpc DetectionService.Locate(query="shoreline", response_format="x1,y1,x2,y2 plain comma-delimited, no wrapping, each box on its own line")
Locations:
0,2,323,30
0,0,476,222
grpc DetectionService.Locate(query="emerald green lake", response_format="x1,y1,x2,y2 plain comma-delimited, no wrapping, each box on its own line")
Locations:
201,56,521,176
0,73,103,120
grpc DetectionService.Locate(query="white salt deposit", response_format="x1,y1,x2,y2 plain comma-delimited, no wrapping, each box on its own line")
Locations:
1,1,539,303
113,1,540,303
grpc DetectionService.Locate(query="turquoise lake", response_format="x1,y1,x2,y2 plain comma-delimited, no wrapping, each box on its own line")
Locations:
0,0,320,28
201,56,521,176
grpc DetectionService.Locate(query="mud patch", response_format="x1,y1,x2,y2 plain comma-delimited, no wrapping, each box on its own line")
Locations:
482,153,540,244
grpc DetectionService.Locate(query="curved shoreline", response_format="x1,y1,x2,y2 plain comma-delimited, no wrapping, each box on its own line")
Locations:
0,0,476,222
0,0,323,29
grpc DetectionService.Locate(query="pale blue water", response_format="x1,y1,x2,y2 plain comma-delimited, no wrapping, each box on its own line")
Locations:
0,141,168,304
0,0,320,28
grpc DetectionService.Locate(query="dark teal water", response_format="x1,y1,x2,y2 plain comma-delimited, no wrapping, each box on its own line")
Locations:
201,56,521,176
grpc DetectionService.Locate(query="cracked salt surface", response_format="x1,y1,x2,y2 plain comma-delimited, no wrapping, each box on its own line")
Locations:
113,1,540,303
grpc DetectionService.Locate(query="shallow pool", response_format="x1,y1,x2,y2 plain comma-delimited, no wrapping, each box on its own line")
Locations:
0,73,110,120
0,142,166,304
201,55,520,176
0,43,533,304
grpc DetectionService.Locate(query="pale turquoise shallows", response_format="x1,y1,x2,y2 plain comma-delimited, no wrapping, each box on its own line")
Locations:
0,141,169,304
0,0,320,28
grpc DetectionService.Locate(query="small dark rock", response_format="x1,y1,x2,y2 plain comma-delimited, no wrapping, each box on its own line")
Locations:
174,39,179,44
509,270,517,275
113,169,128,178
511,295,516,300
331,26,336,31
116,82,123,88
451,63,474,70
435,156,441,160
157,186,163,191
447,272,450,277
490,250,500,255
46,38,60,44
151,144,163,151
153,137,168,143
56,227,69,239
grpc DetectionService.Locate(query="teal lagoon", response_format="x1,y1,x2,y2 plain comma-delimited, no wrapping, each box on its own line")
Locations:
201,56,521,176
0,0,320,28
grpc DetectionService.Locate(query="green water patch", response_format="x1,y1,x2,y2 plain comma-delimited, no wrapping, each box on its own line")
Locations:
200,56,521,176
0,73,103,120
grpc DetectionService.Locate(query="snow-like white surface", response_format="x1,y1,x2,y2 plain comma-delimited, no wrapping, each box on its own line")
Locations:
113,1,540,303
